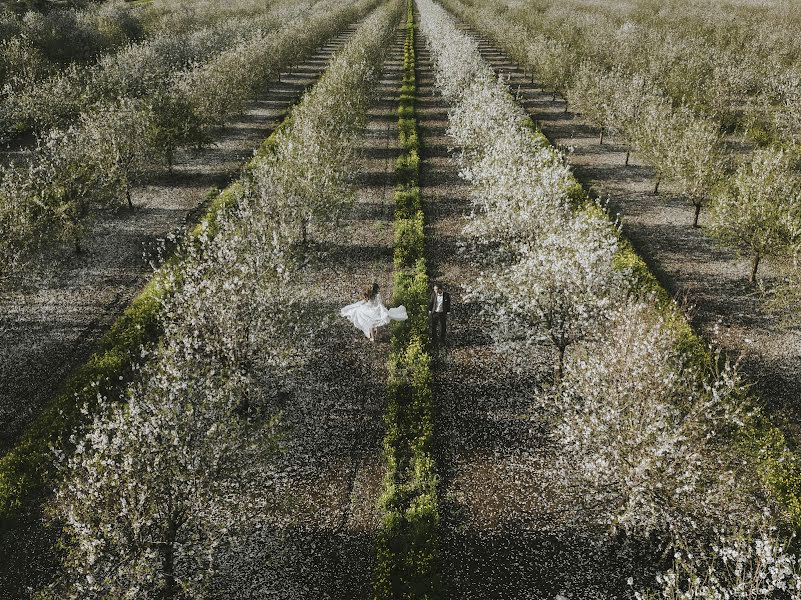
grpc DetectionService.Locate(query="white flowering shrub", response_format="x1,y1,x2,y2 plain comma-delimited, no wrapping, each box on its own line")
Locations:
663,112,726,227
636,527,801,599
474,212,625,375
0,36,51,101
79,98,155,209
459,129,571,258
632,98,680,193
548,301,756,541
9,63,88,135
0,123,119,263
769,74,801,146
565,63,618,144
709,147,801,283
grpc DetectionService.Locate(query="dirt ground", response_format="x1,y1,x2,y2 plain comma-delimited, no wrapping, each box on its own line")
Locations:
465,34,801,442
0,26,362,457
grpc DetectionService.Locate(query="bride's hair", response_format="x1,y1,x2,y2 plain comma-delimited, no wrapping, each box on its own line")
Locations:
362,283,380,301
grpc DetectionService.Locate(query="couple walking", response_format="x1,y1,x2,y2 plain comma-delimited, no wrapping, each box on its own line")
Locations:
340,283,451,344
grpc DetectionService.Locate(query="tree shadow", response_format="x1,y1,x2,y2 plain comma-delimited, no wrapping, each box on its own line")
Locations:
439,518,663,599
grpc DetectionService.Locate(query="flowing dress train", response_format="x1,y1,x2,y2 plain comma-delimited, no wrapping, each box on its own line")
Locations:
340,293,408,338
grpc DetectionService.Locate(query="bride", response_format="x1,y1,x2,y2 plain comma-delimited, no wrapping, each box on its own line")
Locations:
341,283,408,341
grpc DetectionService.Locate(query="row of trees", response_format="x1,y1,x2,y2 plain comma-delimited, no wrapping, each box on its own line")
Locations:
2,0,317,139
495,0,801,146
0,0,143,70
444,0,801,299
417,0,801,595
40,2,402,597
0,0,378,282
0,0,286,81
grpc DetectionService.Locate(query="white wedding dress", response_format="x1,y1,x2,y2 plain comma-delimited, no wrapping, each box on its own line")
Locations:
340,293,408,338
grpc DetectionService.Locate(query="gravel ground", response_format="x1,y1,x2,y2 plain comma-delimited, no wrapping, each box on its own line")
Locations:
211,25,406,598
416,25,658,599
465,34,801,440
0,26,360,457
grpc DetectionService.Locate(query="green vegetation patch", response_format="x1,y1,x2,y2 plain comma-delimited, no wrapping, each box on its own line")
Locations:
374,4,442,598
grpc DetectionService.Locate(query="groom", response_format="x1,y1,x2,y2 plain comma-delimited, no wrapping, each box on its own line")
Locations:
428,283,451,345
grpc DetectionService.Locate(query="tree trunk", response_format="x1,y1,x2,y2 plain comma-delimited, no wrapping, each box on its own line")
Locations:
599,127,604,145
693,203,701,228
161,517,178,600
162,545,176,600
653,175,661,194
749,252,761,284
126,183,133,209
624,149,630,166
555,344,566,383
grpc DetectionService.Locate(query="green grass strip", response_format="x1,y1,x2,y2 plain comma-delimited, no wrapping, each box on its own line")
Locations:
373,3,441,598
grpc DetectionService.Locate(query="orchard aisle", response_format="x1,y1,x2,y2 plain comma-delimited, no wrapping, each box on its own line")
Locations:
0,27,357,454
218,26,407,599
464,31,801,436
416,20,657,598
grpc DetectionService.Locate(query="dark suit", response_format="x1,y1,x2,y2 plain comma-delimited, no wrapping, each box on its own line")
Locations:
428,291,450,343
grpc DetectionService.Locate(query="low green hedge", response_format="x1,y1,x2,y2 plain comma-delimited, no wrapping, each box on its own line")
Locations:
375,336,440,599
392,258,430,344
395,186,422,218
394,211,425,269
374,4,441,598
396,148,420,185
